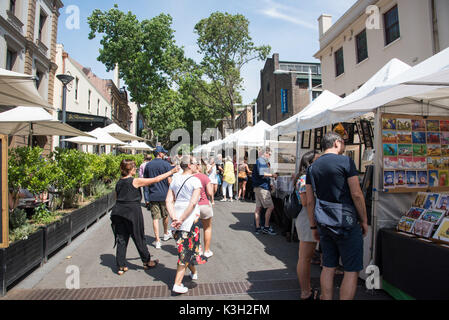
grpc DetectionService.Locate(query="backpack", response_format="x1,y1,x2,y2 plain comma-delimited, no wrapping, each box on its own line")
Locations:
283,191,302,219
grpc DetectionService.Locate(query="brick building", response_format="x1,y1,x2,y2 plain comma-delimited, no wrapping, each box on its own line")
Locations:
256,53,322,126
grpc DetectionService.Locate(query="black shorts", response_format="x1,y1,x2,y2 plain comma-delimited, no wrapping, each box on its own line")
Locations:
238,177,248,183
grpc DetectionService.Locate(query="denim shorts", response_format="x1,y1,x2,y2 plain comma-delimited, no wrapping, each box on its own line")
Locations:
318,224,364,272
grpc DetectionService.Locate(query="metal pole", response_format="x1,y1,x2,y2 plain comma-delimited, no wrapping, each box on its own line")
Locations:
254,103,258,125
60,84,67,149
308,67,313,103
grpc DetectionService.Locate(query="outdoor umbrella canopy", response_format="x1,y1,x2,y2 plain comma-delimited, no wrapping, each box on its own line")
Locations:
0,68,51,109
0,106,93,137
103,123,145,142
62,127,126,145
237,121,272,147
119,140,154,151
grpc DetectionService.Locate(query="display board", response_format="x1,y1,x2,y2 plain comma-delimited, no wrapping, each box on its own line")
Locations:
382,113,449,193
0,135,8,248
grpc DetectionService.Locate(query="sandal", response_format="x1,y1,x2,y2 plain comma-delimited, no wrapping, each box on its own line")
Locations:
300,288,320,301
143,259,159,270
117,266,128,275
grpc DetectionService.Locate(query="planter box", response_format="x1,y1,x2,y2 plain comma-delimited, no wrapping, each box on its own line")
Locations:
0,228,44,296
42,214,71,263
107,192,116,210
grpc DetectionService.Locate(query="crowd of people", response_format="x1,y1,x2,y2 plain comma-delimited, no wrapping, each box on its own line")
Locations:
110,132,369,300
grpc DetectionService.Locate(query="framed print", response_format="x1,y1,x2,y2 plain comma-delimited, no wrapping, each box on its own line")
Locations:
436,194,449,210
441,120,449,132
301,130,311,149
426,120,440,132
382,118,396,130
421,209,445,225
382,131,397,143
432,217,449,243
405,207,425,219
413,220,435,238
429,170,439,187
417,171,428,188
314,127,323,151
384,170,395,188
397,132,412,144
412,119,426,131
395,170,406,186
383,144,398,156
423,193,440,209
397,118,412,131
397,216,416,233
412,132,426,144
412,192,427,207
361,120,374,148
384,156,398,169
356,120,364,144
427,132,441,144
413,144,427,157
406,171,417,187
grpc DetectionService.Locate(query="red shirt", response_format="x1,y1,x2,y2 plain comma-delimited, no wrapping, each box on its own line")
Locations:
194,173,211,205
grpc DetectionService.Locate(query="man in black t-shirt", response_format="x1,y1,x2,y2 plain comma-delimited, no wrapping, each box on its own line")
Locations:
306,132,368,300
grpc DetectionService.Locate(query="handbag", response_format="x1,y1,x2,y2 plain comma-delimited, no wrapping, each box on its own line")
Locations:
283,191,302,219
308,165,358,236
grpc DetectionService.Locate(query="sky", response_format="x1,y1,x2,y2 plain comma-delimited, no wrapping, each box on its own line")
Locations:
57,0,357,105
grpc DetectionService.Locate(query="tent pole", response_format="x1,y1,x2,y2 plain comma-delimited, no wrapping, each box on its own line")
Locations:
371,109,382,266
295,118,301,174
28,122,33,147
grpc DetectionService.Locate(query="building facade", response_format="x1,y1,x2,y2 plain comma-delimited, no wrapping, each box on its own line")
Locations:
235,106,253,130
0,0,63,153
256,53,322,127
314,0,449,97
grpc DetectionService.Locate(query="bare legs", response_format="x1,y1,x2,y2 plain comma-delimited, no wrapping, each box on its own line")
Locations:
320,267,359,300
238,181,247,200
174,263,196,286
201,218,212,253
152,216,169,243
297,241,317,299
254,206,274,228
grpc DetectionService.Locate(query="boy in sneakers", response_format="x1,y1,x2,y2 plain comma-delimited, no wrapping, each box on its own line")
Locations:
252,147,278,235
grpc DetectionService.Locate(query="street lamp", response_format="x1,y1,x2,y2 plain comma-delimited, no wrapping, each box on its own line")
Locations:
56,74,74,148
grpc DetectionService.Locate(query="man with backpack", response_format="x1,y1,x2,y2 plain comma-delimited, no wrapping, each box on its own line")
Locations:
306,132,369,300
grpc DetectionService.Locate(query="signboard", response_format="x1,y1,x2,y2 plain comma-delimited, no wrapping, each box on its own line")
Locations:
280,89,288,114
0,135,8,248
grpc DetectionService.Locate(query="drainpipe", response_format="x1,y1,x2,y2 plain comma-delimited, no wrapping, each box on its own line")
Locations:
431,0,440,54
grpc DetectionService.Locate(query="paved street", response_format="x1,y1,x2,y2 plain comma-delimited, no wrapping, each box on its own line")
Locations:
2,200,391,300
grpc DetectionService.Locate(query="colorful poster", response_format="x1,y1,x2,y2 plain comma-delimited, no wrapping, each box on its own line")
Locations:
426,120,440,132
398,144,412,156
413,220,435,238
383,156,398,169
436,194,449,210
428,157,443,170
412,119,426,131
382,118,396,130
439,170,449,186
406,171,417,187
397,132,412,144
423,193,440,209
443,157,449,169
397,119,411,131
427,132,441,144
384,170,395,188
412,132,426,144
442,145,449,156
413,192,428,207
427,144,442,157
441,132,449,145
383,144,397,156
417,171,428,188
398,157,413,169
395,170,406,186
405,207,426,219
432,217,449,243
412,157,427,170
429,170,439,187
421,209,445,224
413,144,427,157
382,131,397,143
397,216,416,233
441,120,449,132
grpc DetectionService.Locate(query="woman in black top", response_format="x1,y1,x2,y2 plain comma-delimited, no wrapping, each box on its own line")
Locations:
111,159,178,275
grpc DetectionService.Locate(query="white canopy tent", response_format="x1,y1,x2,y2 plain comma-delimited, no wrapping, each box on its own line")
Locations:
103,123,145,142
0,106,93,141
62,127,126,146
119,140,154,151
0,68,50,109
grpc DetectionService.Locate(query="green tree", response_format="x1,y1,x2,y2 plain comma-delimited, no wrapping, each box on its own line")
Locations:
193,12,271,129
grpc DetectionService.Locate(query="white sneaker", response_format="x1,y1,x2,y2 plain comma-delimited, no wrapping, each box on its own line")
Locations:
163,233,173,241
190,272,198,280
173,283,188,294
220,198,227,202
203,250,214,258
155,241,161,249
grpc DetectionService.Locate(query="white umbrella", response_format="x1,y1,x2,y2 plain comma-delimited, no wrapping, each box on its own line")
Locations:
0,106,93,138
103,123,145,141
119,140,153,151
62,127,126,145
0,68,51,109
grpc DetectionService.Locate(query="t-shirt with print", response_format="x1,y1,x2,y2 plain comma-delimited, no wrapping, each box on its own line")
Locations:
194,173,211,206
306,153,359,205
295,174,307,203
169,174,202,232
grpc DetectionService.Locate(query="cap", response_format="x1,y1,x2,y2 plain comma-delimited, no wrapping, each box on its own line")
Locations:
154,145,168,155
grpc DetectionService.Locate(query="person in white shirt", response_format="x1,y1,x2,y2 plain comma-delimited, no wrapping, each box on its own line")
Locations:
166,155,207,294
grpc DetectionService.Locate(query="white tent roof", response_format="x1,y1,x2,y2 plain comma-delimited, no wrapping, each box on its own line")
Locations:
0,68,50,109
219,130,242,149
120,140,153,151
63,127,126,145
0,106,93,137
237,120,272,146
269,90,342,135
333,47,449,115
298,58,411,131
103,123,145,141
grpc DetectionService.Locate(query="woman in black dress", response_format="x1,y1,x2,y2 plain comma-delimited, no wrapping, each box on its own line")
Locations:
111,159,178,275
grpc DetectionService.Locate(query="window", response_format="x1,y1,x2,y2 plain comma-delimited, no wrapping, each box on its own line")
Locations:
312,91,321,100
355,29,368,63
6,49,17,71
384,5,400,45
74,77,79,101
281,89,288,114
97,99,100,115
9,0,16,14
105,106,108,117
88,90,91,112
334,47,344,77
35,70,43,90
266,82,270,92
38,11,47,42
